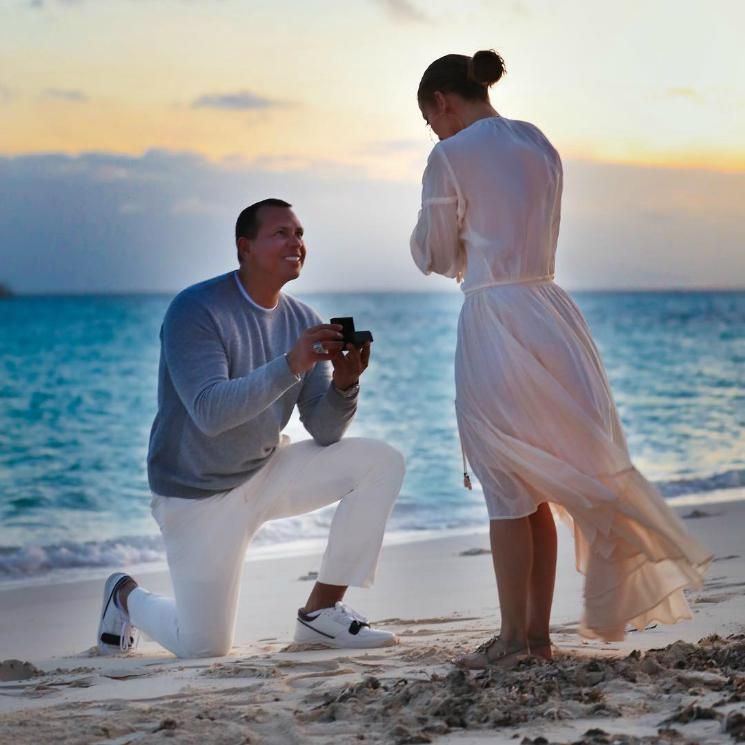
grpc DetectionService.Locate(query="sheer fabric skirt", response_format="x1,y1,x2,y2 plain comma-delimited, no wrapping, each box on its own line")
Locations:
455,281,711,641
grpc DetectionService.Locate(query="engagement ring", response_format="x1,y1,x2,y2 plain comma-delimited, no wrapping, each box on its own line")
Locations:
312,341,326,355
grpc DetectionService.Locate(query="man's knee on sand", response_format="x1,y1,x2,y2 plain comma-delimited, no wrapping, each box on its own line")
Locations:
176,624,233,658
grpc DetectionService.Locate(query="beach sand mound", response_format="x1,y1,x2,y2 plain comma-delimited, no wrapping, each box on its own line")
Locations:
0,634,743,744
0,660,41,682
298,634,745,742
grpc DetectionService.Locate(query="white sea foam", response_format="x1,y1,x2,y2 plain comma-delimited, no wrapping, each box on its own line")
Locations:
655,468,745,497
1,477,743,584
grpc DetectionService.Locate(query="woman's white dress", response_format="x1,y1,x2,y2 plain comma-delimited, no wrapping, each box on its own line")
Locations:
410,116,711,641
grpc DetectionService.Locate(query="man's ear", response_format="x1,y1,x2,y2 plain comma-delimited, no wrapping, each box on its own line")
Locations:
237,236,250,263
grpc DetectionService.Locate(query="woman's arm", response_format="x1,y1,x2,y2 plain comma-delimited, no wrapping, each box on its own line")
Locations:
410,145,466,281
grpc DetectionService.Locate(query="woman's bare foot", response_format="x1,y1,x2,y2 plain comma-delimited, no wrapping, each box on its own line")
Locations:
528,638,553,661
454,635,528,670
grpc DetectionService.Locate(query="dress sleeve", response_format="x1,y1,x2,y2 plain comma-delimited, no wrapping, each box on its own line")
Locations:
410,145,466,282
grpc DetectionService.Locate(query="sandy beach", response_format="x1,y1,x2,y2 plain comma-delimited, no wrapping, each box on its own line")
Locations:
1,497,744,744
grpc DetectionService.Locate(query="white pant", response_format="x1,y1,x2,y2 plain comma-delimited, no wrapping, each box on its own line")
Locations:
128,437,405,658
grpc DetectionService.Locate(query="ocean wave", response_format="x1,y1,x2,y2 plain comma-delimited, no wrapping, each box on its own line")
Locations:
0,534,165,579
654,468,745,497
0,509,343,580
1,469,744,580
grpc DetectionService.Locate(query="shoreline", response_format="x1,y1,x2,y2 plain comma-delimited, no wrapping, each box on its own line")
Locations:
2,487,743,594
0,525,492,593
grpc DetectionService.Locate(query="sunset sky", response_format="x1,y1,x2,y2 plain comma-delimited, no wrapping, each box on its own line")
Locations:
1,0,744,293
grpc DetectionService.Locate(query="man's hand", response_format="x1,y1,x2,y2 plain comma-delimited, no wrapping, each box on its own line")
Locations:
286,324,345,376
331,342,371,391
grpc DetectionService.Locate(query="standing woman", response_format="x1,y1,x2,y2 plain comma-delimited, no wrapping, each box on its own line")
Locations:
410,50,711,668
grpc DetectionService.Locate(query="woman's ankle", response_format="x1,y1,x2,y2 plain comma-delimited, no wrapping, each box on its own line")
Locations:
527,626,551,643
527,636,553,660
498,633,528,653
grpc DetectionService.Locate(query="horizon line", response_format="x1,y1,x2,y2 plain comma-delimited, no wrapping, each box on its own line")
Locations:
2,286,745,299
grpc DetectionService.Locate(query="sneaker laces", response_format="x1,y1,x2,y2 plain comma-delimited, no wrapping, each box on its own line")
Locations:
334,602,369,626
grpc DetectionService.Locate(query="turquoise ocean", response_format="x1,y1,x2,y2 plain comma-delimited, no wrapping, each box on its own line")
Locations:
0,290,743,586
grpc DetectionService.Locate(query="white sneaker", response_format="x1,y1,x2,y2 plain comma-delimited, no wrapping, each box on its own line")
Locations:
294,602,398,649
96,572,138,655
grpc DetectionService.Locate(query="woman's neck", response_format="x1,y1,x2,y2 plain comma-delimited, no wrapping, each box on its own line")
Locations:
458,102,500,130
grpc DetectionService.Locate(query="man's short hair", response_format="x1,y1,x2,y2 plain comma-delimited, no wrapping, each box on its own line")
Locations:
235,198,292,244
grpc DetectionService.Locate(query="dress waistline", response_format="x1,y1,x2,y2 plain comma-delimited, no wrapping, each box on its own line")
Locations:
463,274,555,296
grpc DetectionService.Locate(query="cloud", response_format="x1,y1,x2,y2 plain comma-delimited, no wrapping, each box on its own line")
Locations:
247,154,369,178
0,149,425,294
372,0,429,23
361,139,432,173
43,88,88,102
666,87,701,101
29,0,83,8
365,139,428,155
510,1,532,17
191,91,288,112
30,0,207,6
558,159,745,289
0,150,743,295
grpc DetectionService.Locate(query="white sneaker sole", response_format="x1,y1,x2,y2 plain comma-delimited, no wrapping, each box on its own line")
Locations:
294,620,398,649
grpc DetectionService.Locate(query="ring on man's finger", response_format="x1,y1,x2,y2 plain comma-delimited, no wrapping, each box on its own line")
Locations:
312,341,326,355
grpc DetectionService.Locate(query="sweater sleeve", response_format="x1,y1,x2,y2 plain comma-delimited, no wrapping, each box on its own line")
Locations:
162,293,301,437
410,145,466,281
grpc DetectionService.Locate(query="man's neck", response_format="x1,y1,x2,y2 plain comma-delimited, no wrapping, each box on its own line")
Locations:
237,267,283,309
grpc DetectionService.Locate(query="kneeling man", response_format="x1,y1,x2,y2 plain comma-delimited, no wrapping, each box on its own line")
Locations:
97,198,405,658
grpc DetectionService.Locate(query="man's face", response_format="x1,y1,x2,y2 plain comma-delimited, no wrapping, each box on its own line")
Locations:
240,206,306,283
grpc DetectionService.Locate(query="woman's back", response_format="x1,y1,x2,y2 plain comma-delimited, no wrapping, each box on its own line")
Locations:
411,48,710,657
436,116,563,292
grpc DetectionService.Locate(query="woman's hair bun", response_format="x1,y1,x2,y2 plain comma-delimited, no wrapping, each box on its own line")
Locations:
469,49,505,86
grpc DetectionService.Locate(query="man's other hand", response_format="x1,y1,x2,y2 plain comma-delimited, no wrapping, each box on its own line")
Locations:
331,342,371,391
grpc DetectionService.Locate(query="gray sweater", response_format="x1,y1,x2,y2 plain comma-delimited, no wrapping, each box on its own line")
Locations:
147,272,358,498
